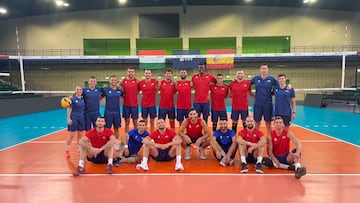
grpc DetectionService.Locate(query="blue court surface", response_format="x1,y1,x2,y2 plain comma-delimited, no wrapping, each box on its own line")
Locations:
1,105,359,150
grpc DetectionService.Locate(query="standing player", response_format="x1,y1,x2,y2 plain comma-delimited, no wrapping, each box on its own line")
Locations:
250,64,279,136
236,116,266,173
264,116,307,179
102,75,123,149
136,118,184,171
65,86,85,158
73,117,116,176
115,119,149,166
138,70,158,132
274,74,296,131
192,63,216,123
210,73,229,131
82,76,103,131
158,68,177,130
210,118,237,166
175,69,192,126
229,70,253,132
120,67,140,132
178,108,210,160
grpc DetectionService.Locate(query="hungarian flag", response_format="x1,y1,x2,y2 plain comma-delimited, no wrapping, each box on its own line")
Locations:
206,49,234,69
138,50,166,69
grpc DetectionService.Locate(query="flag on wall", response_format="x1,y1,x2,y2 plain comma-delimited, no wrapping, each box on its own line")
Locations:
170,50,202,69
138,50,166,69
206,49,234,69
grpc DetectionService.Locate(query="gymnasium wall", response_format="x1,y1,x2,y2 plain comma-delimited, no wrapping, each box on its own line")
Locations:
0,6,359,50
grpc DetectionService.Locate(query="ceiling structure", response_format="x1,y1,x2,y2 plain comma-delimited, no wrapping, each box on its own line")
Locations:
0,0,359,19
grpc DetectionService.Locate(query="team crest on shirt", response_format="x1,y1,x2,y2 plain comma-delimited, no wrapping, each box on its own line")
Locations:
95,89,98,92
196,125,200,128
125,81,128,84
267,80,271,83
102,136,106,140
274,138,278,141
282,136,286,139
86,89,90,92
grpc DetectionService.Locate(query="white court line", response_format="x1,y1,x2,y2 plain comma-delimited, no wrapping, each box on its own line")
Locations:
301,140,340,143
292,124,360,148
0,128,66,152
29,141,75,144
0,173,359,177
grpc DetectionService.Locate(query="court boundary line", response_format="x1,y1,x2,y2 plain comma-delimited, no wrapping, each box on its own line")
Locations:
293,124,360,148
0,173,359,177
0,129,66,151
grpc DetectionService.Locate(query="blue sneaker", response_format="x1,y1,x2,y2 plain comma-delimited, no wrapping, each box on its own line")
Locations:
114,158,122,167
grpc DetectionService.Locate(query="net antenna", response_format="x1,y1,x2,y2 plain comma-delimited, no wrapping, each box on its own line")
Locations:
16,26,26,92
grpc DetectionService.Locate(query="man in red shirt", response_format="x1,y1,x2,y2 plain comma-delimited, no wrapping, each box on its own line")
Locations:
236,116,266,173
120,67,140,132
229,70,253,133
210,73,229,131
136,118,184,171
158,68,177,130
191,63,216,123
264,116,307,179
73,117,116,176
175,69,192,126
179,108,210,160
138,70,158,132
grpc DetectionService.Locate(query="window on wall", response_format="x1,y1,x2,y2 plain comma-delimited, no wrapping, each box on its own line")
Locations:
189,37,237,54
242,36,291,54
83,39,130,55
139,14,179,38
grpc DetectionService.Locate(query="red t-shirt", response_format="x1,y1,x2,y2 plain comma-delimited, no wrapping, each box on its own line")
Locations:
191,73,216,103
149,128,176,144
138,79,158,108
159,80,176,108
85,128,114,148
210,84,228,111
121,77,139,107
270,130,290,157
186,117,203,139
176,80,192,109
238,128,264,144
229,80,251,110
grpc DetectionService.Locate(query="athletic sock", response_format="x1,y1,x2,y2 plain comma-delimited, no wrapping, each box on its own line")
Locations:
257,156,263,164
142,157,148,164
79,160,84,168
241,156,247,163
221,150,226,157
294,162,301,170
176,155,181,164
232,123,238,132
108,158,113,165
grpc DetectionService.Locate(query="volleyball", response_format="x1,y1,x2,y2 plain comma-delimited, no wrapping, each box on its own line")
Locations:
60,97,72,108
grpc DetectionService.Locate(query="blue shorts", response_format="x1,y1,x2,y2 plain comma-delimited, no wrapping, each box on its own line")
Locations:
141,106,157,119
211,110,227,123
85,111,100,131
176,108,190,122
158,107,176,120
193,103,210,118
104,110,121,128
189,136,202,144
123,106,139,119
231,110,249,121
275,115,291,126
253,104,273,122
212,144,235,161
68,116,85,132
87,150,108,164
151,149,175,162
275,149,297,164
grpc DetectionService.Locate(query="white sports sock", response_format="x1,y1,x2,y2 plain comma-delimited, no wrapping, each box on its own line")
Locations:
295,162,301,170
241,156,247,163
142,157,148,164
176,155,181,164
257,156,263,164
79,160,84,168
108,158,113,165
221,150,226,156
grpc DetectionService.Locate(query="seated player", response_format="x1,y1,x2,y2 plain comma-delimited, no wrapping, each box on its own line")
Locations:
114,120,149,166
263,116,307,179
136,118,184,171
73,117,116,176
178,108,210,160
210,118,237,166
236,116,267,173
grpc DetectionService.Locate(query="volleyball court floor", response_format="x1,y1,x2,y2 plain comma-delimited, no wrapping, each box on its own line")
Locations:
0,106,359,203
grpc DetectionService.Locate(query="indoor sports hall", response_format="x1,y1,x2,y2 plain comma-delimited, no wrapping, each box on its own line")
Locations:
1,1,360,202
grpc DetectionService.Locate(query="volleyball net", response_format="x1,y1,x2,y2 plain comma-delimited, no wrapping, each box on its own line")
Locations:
0,52,359,101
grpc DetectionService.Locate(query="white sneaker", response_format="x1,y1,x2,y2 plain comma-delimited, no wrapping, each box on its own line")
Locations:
175,163,184,171
229,158,235,166
199,147,207,160
113,143,120,151
184,146,192,160
136,162,149,171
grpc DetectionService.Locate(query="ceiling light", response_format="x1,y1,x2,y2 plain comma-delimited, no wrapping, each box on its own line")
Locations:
55,0,64,7
118,0,127,5
0,7,7,14
303,0,317,4
63,3,69,7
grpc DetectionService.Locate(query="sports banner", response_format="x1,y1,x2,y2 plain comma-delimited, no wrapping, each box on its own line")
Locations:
171,50,201,69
